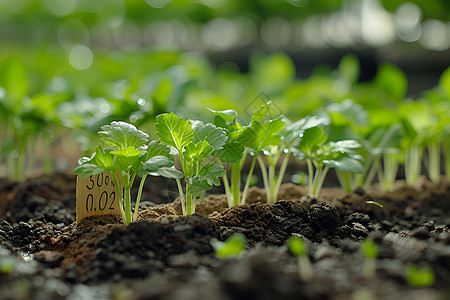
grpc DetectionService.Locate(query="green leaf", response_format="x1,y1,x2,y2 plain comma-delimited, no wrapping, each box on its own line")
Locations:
154,112,194,153
141,156,172,172
251,101,272,123
90,146,115,170
374,64,408,102
338,54,360,84
289,236,307,257
323,155,364,173
361,239,378,259
188,162,225,197
406,265,434,287
152,166,184,179
207,108,237,123
329,140,361,152
298,127,327,156
247,116,285,153
214,140,245,164
99,121,149,150
184,141,214,164
111,147,143,171
211,233,246,259
73,164,105,179
282,115,327,145
193,122,227,151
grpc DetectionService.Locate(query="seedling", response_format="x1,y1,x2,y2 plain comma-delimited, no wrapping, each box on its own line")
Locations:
74,121,183,224
154,112,226,215
208,108,254,207
210,233,246,259
405,264,434,287
289,235,313,281
244,102,286,204
361,239,378,279
293,126,363,198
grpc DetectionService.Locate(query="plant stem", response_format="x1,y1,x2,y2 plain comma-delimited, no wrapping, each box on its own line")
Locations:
231,163,241,206
445,139,450,179
312,166,329,198
405,145,422,186
306,159,314,196
273,152,290,203
241,156,257,205
186,190,195,215
123,173,132,224
112,172,126,222
176,178,186,215
133,174,147,221
336,171,352,193
222,172,232,208
427,142,441,182
298,256,313,281
257,155,270,203
380,153,399,192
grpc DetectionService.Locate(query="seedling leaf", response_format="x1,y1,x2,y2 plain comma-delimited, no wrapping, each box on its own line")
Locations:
154,113,194,152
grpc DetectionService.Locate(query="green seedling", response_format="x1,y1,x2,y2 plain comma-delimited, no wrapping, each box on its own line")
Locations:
210,233,246,259
289,235,313,281
405,264,434,287
208,108,254,207
361,239,378,279
244,101,286,204
154,112,226,215
261,115,326,203
74,121,183,224
293,126,363,198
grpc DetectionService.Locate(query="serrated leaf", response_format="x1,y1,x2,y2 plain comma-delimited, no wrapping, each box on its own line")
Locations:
99,121,149,150
154,112,194,153
137,155,173,177
91,146,115,170
251,101,272,123
247,116,285,153
73,164,105,179
329,140,361,153
214,140,245,163
188,162,225,197
193,122,227,151
184,141,214,164
111,147,143,171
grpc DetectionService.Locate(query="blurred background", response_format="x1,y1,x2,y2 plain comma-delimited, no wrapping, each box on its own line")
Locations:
0,0,449,180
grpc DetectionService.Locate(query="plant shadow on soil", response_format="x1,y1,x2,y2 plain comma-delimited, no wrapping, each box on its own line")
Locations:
1,173,450,300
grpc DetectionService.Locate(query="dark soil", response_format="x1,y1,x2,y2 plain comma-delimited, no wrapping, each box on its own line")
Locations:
1,173,449,300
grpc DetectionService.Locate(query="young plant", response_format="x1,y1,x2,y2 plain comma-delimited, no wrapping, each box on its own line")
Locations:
261,115,327,203
405,264,435,287
293,126,363,198
361,239,378,279
154,112,226,215
74,121,183,224
244,102,286,204
289,235,313,281
208,108,254,207
210,233,246,259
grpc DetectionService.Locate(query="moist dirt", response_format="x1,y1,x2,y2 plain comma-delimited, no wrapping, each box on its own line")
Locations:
0,173,449,300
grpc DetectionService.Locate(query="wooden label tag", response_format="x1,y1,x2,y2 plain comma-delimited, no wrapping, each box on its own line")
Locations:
76,172,121,224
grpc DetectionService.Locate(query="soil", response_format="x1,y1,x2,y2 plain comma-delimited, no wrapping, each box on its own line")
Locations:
1,173,450,300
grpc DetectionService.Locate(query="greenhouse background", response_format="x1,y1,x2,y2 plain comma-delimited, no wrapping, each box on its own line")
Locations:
0,0,449,181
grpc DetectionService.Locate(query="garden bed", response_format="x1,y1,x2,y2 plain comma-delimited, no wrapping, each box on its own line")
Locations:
1,173,449,300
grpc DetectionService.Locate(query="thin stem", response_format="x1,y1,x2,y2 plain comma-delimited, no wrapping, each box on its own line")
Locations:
112,172,125,222
306,159,314,193
133,174,147,221
222,172,232,208
257,155,270,203
336,171,352,193
428,142,441,182
176,178,186,215
444,140,450,179
274,152,290,202
405,145,422,186
186,190,194,215
268,163,276,203
231,163,241,206
313,166,329,198
123,173,132,224
363,157,380,189
381,153,399,191
241,156,257,205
